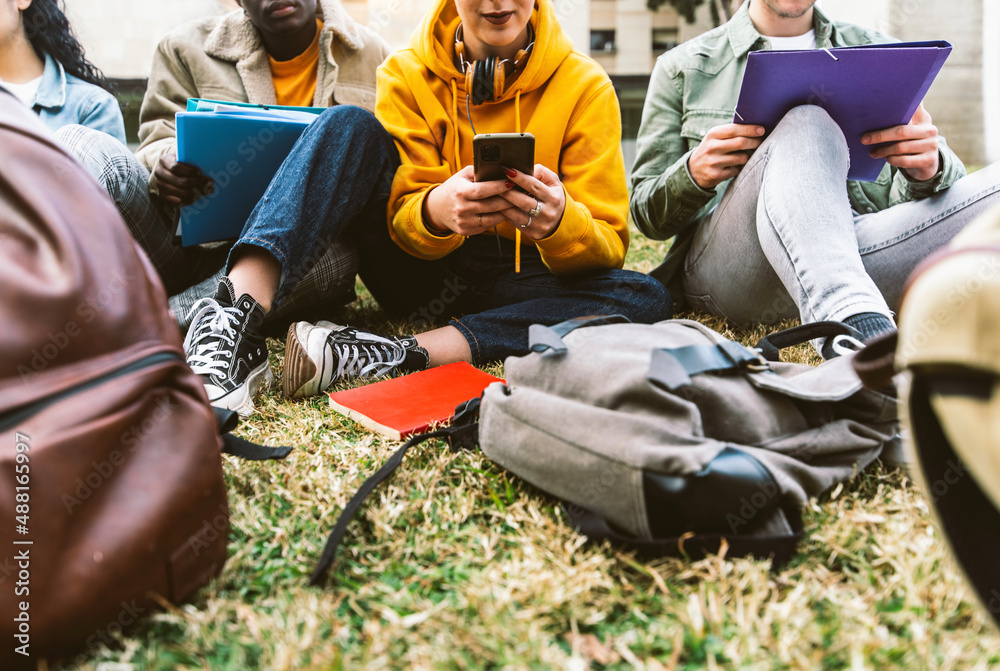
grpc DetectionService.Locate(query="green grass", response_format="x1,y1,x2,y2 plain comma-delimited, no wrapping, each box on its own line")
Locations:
55,228,999,670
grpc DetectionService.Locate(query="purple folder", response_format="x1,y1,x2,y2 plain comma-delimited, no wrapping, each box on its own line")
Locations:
734,41,952,181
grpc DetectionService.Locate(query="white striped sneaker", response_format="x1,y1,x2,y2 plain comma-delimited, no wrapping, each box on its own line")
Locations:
283,320,428,399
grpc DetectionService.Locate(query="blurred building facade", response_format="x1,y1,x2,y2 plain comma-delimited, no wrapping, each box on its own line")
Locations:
66,0,994,165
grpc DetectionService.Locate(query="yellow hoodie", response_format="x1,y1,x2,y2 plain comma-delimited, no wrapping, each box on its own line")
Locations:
375,0,628,275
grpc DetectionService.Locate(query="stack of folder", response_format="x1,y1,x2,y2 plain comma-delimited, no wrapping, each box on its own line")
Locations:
175,99,323,245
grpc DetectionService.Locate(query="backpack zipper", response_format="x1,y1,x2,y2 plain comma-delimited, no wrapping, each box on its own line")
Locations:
0,351,184,433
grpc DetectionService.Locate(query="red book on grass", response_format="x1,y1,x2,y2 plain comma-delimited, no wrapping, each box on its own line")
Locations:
327,362,503,440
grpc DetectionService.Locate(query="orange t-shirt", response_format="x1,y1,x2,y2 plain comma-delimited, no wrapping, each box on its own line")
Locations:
270,20,323,107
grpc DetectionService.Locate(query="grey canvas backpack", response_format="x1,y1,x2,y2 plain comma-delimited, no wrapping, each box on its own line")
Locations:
311,316,898,583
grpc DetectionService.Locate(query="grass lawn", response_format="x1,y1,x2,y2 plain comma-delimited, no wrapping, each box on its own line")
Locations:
59,228,999,670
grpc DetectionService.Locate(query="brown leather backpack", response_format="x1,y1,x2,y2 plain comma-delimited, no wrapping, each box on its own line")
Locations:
0,91,287,666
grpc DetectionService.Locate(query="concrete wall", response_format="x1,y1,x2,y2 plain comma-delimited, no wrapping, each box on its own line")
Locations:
362,0,434,50
554,0,591,53
984,0,1000,164
66,0,233,79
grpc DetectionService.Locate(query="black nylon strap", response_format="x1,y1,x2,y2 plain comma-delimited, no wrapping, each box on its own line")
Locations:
213,405,292,460
310,428,453,585
221,434,293,461
852,331,899,390
213,406,240,434
562,504,802,566
909,376,1000,626
647,341,765,391
528,314,630,354
755,321,863,362
926,373,995,400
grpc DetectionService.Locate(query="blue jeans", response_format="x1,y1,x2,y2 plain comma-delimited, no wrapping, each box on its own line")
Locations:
237,105,672,363
683,105,1000,327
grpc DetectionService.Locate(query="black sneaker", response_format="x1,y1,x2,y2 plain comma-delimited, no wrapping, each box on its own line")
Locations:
283,320,429,399
182,277,273,415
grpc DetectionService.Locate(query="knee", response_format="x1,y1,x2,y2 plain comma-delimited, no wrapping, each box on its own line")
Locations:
317,105,382,138
55,123,126,161
780,105,839,134
54,124,140,197
311,105,395,155
768,105,850,170
609,271,673,323
774,105,847,143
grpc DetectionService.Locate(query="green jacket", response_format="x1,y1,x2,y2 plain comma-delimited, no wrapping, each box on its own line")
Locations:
629,2,965,301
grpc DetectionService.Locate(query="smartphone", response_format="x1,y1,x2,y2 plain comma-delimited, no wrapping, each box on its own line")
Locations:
473,133,535,193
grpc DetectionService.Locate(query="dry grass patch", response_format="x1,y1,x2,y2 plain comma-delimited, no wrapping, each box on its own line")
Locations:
55,227,1000,670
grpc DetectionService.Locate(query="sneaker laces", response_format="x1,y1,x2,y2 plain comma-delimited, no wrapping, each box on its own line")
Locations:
182,297,245,378
329,330,407,380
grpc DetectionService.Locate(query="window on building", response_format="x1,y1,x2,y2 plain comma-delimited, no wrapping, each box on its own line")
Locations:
652,27,679,53
590,29,617,53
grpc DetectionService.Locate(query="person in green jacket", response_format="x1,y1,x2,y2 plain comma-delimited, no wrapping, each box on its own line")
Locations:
630,0,1000,358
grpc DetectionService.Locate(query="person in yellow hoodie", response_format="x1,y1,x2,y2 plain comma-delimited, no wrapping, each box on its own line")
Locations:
214,0,671,400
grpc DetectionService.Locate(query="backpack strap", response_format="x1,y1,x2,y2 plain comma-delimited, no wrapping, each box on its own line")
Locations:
310,398,482,585
754,321,863,362
647,341,767,391
221,434,293,461
213,407,293,461
852,331,898,389
529,314,631,354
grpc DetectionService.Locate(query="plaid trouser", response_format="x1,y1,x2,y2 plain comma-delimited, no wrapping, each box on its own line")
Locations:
56,125,359,333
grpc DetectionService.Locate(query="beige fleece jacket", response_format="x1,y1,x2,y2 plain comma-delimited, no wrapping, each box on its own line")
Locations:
136,0,390,190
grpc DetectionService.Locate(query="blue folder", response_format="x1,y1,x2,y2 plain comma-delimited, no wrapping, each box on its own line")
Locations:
733,41,952,181
176,99,323,246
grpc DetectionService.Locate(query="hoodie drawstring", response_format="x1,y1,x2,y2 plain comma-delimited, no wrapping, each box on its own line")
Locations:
450,78,461,172
514,89,522,273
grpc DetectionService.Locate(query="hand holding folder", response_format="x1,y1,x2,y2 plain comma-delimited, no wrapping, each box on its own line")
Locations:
733,41,952,181
175,99,324,246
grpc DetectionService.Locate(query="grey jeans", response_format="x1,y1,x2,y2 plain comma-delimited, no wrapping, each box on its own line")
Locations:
682,105,1000,327
55,125,360,332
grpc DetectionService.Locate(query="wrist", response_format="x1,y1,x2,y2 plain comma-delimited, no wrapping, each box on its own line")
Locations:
903,163,940,184
425,218,450,236
684,154,717,195
421,188,451,236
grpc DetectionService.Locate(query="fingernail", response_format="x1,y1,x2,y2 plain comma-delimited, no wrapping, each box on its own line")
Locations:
505,180,514,189
504,168,517,178
862,134,871,144
757,126,765,135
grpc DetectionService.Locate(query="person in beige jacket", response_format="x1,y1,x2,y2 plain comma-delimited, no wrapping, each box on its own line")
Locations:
58,0,390,335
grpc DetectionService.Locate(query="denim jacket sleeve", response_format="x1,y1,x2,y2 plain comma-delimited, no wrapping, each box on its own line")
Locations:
892,135,966,202
629,52,722,242
75,88,127,144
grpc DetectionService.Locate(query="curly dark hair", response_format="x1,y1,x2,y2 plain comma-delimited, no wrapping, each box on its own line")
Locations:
19,0,111,91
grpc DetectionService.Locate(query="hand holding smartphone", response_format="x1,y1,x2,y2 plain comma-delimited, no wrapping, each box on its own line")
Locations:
473,133,534,194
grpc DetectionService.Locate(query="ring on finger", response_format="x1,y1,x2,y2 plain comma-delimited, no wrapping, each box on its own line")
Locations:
520,216,533,229
527,198,542,217
478,214,483,227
